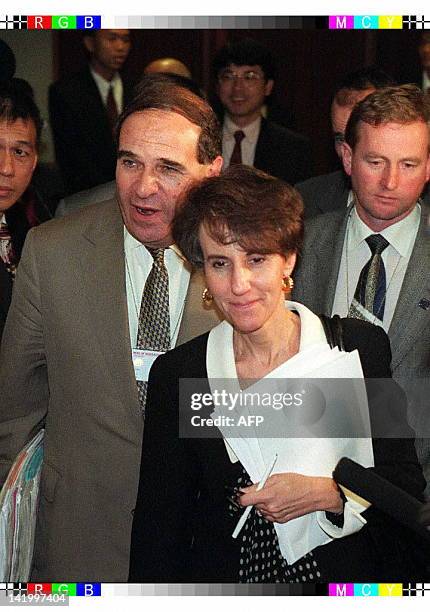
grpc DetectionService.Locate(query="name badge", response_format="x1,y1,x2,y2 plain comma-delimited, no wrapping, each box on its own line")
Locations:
132,349,165,382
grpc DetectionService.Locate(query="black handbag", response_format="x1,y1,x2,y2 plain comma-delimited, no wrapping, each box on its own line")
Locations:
319,314,345,352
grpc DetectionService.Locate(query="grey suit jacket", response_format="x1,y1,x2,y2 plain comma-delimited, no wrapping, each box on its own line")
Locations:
55,181,116,218
0,198,221,581
293,204,430,493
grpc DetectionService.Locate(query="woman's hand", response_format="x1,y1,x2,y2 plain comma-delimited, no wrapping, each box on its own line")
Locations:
238,473,343,523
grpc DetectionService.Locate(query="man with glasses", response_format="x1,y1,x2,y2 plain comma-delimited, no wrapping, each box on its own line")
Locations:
213,38,312,184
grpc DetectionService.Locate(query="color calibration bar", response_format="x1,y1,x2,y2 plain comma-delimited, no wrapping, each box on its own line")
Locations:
2,582,430,598
1,15,430,29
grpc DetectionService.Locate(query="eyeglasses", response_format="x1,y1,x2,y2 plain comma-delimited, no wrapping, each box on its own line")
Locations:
218,70,265,85
334,132,345,145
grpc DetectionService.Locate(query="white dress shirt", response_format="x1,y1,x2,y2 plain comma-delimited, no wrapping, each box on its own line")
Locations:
222,115,261,168
124,227,191,348
90,68,124,113
332,204,420,330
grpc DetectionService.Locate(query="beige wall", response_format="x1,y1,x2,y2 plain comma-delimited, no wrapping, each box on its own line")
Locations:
1,31,55,162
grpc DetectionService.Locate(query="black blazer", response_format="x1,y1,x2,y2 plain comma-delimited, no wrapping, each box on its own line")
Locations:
295,170,351,219
129,318,427,583
49,67,132,194
254,118,313,185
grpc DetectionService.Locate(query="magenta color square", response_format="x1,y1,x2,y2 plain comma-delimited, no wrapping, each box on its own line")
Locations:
329,16,354,29
329,583,354,596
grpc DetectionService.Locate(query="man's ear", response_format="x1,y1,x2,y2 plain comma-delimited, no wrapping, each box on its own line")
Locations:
264,79,274,97
83,35,94,55
342,143,353,177
206,155,223,177
425,153,430,183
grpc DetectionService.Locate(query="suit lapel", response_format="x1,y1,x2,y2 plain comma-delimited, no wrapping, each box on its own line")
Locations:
389,206,430,371
79,198,138,411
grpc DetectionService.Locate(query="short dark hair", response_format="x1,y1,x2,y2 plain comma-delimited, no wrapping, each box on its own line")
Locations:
173,165,303,268
333,66,397,107
116,74,221,164
345,84,430,150
0,79,43,148
212,38,275,81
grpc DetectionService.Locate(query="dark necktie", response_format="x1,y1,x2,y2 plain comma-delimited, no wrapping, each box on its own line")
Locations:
0,220,16,279
229,130,245,165
106,86,118,135
348,234,390,322
136,248,171,412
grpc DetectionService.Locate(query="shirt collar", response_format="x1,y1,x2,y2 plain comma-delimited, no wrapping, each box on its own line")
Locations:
223,115,262,142
348,202,420,257
90,67,121,94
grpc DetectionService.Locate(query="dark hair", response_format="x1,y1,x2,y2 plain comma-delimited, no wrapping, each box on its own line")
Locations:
0,79,43,148
212,38,275,81
333,66,397,107
345,84,430,150
0,38,16,81
117,74,221,164
173,165,303,268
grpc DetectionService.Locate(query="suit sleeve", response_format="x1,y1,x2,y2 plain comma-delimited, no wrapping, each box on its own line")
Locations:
0,230,48,486
129,355,201,582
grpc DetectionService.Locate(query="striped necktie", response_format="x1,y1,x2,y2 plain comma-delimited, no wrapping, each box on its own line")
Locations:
348,234,389,322
136,248,171,413
0,220,16,279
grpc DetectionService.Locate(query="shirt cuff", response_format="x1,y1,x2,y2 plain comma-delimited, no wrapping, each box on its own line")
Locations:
316,496,368,539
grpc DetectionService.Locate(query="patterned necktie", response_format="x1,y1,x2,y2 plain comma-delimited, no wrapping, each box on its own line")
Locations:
348,234,389,322
229,130,245,165
136,248,171,412
0,221,16,279
106,85,118,135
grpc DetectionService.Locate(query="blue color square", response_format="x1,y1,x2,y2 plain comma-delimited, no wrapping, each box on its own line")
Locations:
76,583,101,596
77,16,101,29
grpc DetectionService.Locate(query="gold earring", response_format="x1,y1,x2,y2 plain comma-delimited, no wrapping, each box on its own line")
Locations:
282,276,294,292
202,288,213,304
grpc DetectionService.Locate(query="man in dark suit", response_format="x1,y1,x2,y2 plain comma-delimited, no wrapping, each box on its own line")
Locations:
0,76,223,581
49,29,132,194
0,81,52,340
293,85,430,495
296,67,397,218
212,38,312,184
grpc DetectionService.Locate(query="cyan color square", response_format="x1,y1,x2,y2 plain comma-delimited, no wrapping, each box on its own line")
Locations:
354,15,378,29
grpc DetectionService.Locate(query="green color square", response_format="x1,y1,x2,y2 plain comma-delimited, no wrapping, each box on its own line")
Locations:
52,16,77,29
52,583,77,596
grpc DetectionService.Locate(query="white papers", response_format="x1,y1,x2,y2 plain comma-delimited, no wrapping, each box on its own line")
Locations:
206,304,374,564
0,429,44,581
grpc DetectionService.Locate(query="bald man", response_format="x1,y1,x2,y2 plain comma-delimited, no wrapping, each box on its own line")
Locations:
145,57,192,79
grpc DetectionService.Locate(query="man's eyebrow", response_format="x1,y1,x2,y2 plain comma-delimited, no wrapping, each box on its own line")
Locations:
117,149,137,159
13,139,35,148
158,157,187,171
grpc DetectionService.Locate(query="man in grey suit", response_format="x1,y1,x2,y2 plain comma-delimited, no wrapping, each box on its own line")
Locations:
293,84,430,494
296,67,397,218
0,76,223,580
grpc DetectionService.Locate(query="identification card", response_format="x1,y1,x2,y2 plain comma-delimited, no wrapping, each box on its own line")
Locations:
132,349,165,382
